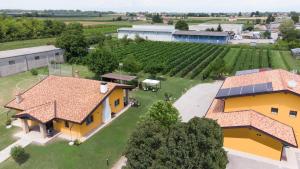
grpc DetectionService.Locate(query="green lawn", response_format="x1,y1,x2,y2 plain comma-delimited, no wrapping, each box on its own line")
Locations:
280,51,300,71
0,38,56,51
0,66,201,169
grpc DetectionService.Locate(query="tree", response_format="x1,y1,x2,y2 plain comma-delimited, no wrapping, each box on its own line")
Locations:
116,16,122,21
87,48,119,76
125,120,166,169
145,100,180,127
279,19,296,41
255,19,261,25
238,12,242,17
263,30,271,39
55,22,88,63
152,118,228,169
217,24,223,32
175,20,189,30
87,32,105,46
266,14,275,24
134,34,146,43
291,14,299,23
123,55,142,74
152,13,163,23
167,20,174,25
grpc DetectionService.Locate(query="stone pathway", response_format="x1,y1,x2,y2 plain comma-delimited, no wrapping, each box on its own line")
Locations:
111,156,127,169
0,137,32,163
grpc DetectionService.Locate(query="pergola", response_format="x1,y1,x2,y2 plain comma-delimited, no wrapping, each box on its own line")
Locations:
101,73,137,84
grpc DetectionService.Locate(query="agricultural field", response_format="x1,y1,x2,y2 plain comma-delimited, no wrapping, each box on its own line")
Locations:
113,41,296,79
114,41,230,79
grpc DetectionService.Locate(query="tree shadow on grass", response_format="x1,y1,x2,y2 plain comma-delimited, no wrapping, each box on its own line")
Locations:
15,153,30,166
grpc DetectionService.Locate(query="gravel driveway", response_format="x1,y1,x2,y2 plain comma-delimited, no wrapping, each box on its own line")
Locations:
174,81,223,122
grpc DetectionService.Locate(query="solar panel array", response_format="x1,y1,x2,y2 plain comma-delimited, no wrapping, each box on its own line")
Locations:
216,82,273,98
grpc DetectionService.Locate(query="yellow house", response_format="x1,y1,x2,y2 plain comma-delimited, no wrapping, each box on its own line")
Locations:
5,75,132,140
206,69,300,161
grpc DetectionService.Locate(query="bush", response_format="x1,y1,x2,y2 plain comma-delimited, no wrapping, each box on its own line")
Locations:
6,118,12,126
10,146,28,164
74,139,81,146
30,69,38,76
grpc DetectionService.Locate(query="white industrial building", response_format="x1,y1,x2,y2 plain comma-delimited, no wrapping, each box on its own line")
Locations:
118,25,175,41
189,24,243,35
0,45,64,77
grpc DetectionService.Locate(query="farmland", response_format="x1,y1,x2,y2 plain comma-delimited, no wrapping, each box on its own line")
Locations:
113,41,296,79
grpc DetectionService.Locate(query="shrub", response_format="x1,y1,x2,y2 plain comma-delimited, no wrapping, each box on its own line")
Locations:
6,118,12,126
74,139,81,146
10,146,28,164
30,69,38,76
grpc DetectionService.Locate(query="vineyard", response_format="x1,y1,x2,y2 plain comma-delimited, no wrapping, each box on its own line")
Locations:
113,41,297,79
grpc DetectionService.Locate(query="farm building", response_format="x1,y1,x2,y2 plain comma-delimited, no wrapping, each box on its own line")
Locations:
0,45,64,77
189,24,243,35
118,25,175,41
291,48,300,59
173,31,229,44
118,25,230,44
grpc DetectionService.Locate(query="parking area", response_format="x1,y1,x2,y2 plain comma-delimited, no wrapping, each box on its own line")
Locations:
174,81,223,122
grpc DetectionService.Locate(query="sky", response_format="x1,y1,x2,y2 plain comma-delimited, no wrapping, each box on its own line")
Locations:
1,0,300,12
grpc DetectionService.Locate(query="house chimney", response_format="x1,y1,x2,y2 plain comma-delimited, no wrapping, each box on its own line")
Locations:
74,70,79,78
100,82,108,94
15,92,22,104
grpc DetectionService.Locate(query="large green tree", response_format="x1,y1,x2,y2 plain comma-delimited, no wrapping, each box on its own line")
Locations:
125,120,166,169
56,22,89,63
145,100,180,127
279,19,298,41
123,55,141,74
175,20,189,30
152,14,163,23
87,48,119,76
154,118,228,169
291,12,299,23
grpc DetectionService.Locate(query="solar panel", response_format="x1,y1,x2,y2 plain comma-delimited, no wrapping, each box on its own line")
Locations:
241,85,254,94
229,87,242,96
254,82,273,93
216,88,230,98
216,82,273,98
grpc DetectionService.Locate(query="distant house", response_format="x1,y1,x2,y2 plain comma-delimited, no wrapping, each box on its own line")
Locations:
0,45,64,77
189,23,243,35
291,48,300,59
5,76,132,139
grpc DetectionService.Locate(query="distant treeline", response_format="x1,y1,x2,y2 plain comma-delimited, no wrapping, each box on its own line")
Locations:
0,9,115,17
0,16,66,42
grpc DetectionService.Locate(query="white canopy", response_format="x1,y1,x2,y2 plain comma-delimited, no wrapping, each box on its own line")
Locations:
142,79,160,86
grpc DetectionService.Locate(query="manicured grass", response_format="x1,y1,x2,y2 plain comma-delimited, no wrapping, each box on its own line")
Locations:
280,51,300,71
270,50,288,69
223,48,241,72
0,38,56,51
0,72,200,168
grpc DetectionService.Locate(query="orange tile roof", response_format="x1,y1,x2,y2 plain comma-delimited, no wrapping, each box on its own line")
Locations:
221,69,300,96
6,76,127,123
206,99,297,147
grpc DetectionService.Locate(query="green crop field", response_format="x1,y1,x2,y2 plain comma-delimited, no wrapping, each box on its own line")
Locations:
113,41,230,79
113,41,297,78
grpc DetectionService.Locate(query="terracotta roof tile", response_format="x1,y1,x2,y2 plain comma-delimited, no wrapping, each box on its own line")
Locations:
6,76,125,123
221,69,300,95
206,99,297,147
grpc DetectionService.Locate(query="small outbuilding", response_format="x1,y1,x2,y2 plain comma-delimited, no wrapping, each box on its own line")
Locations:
101,73,138,85
291,48,300,59
0,45,64,77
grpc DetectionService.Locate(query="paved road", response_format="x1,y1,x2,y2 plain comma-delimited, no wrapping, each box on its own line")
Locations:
174,81,223,122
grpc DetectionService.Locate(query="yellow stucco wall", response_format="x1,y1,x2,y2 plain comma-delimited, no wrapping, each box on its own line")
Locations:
224,92,300,147
224,127,283,160
53,88,125,139
109,88,125,113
